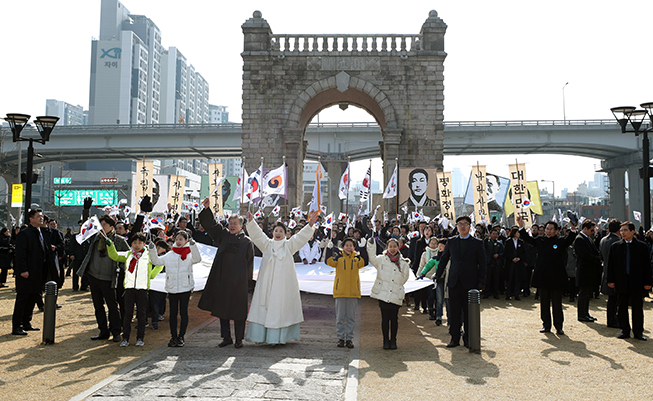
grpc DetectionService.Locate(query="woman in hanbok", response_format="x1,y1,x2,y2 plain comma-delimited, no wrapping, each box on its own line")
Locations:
244,211,318,344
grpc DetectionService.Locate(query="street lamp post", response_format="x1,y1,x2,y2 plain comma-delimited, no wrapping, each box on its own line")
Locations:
562,82,569,124
610,103,653,229
4,114,59,222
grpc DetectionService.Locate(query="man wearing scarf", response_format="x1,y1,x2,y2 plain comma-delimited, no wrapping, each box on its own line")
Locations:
77,215,129,341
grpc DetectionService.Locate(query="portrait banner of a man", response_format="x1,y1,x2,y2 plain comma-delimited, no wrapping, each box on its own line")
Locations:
398,167,438,208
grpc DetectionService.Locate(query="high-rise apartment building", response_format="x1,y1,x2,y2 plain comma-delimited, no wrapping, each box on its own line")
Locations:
209,105,230,123
45,99,87,125
88,0,208,125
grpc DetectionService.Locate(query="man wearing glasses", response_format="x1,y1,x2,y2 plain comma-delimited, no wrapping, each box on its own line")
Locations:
437,216,487,348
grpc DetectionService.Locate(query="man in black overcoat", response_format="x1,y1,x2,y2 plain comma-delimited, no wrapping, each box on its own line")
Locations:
198,197,254,348
11,209,59,335
438,215,487,348
607,221,653,340
518,216,577,334
483,228,504,299
573,220,602,322
599,219,621,328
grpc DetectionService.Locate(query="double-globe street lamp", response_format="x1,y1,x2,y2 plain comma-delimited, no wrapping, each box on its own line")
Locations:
4,113,59,222
610,103,653,229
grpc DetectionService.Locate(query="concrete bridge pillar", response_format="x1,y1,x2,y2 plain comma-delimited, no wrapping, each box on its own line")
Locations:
381,129,402,216
0,173,20,227
627,164,644,224
608,167,627,222
322,159,348,215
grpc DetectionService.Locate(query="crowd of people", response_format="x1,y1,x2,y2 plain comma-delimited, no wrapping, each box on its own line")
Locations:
5,195,653,352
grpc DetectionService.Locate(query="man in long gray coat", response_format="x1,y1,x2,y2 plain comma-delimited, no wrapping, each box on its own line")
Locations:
198,197,253,348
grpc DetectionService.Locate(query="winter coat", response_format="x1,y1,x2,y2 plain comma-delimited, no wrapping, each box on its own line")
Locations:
299,240,321,263
326,248,366,298
77,232,129,288
520,228,577,290
197,208,254,321
0,235,14,268
573,233,602,288
418,246,439,279
246,220,314,329
107,244,163,290
148,241,201,293
14,225,59,294
599,232,620,295
367,239,411,305
607,238,653,296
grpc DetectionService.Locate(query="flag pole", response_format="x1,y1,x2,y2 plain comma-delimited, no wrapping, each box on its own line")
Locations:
283,155,287,221
368,159,372,215
395,158,399,218
317,156,322,215
345,156,350,220
241,156,247,215
259,156,264,211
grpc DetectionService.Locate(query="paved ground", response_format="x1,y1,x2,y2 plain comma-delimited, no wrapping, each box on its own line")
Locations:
76,293,356,400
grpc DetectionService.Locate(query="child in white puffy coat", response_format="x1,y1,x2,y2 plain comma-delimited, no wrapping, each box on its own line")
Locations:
148,230,201,347
367,237,411,350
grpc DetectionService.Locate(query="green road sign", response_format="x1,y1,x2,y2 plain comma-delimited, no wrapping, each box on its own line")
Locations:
53,177,72,184
54,189,117,206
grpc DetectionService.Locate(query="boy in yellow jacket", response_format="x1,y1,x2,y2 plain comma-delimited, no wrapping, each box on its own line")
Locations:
107,232,163,347
326,237,365,348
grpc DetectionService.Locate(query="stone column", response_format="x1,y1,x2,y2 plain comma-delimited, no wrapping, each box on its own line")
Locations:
381,129,402,216
608,167,627,222
627,164,643,224
241,11,272,52
323,159,347,215
283,128,305,209
420,10,447,53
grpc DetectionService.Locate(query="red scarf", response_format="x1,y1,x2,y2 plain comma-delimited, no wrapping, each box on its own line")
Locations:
172,246,191,260
128,250,143,273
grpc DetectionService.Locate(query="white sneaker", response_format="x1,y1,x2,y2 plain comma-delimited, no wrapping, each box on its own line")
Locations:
120,339,129,347
135,339,144,347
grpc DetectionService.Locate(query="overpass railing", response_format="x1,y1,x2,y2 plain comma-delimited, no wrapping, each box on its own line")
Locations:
443,119,618,127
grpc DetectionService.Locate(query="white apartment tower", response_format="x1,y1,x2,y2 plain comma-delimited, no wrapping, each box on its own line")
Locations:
89,0,208,125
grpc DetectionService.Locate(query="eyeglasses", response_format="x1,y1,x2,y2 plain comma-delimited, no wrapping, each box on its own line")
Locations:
456,222,470,227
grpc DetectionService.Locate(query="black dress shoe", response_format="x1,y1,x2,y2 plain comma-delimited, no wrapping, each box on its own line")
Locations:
23,325,40,331
617,332,630,339
556,329,565,336
383,339,390,350
337,339,345,348
12,329,28,335
464,341,470,349
578,317,594,322
218,338,233,348
540,328,551,333
112,336,122,342
587,315,597,321
514,296,521,301
56,304,62,309
634,334,647,341
91,333,110,340
234,340,243,348
446,340,460,348
389,339,397,350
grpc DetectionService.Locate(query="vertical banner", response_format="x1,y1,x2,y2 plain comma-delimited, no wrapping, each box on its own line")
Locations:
508,163,531,229
471,165,489,222
168,174,186,215
135,160,154,203
436,172,456,220
208,163,224,217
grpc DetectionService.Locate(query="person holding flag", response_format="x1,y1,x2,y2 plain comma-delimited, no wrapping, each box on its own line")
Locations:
244,210,318,345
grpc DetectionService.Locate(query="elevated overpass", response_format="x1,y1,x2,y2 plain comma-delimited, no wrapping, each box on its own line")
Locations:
0,119,646,221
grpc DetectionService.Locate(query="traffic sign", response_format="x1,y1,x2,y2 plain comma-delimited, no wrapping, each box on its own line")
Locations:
53,177,72,184
100,178,119,184
11,184,23,207
54,189,117,206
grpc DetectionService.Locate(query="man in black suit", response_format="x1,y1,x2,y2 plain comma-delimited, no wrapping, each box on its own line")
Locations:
483,228,504,299
11,209,58,335
573,220,602,322
438,215,487,348
607,221,653,340
599,219,622,328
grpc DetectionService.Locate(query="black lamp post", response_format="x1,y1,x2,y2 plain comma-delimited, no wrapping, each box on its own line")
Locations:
4,113,59,222
610,103,653,228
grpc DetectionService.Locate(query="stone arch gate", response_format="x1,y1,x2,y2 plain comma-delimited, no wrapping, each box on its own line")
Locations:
241,10,447,214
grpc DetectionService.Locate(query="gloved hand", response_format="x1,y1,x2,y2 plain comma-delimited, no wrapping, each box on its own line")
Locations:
83,197,93,210
332,248,342,259
105,238,113,247
140,195,153,213
417,275,425,280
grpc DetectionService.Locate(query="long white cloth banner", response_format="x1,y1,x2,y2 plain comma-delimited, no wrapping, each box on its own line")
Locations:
149,243,434,295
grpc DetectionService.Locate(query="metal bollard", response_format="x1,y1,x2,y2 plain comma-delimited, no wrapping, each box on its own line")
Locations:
42,281,58,345
467,289,481,353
